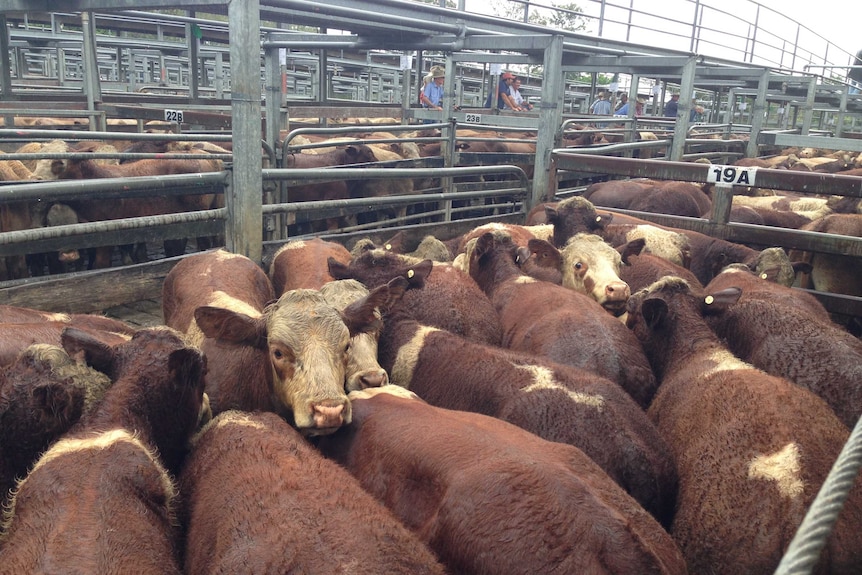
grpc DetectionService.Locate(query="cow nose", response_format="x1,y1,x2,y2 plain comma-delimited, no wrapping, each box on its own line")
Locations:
311,401,346,429
605,281,631,302
359,370,388,389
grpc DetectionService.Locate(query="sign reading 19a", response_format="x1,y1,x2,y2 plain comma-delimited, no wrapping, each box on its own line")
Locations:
706,164,757,186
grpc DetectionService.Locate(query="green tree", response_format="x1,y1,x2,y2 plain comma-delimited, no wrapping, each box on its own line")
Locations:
493,1,588,33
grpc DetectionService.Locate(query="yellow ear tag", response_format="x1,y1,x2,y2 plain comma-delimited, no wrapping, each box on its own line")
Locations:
704,295,714,305
760,273,768,279
385,244,392,250
596,216,602,222
407,269,414,278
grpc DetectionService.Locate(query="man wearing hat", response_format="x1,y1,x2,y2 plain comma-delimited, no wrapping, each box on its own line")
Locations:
420,65,446,111
663,93,680,118
615,96,645,117
486,71,518,110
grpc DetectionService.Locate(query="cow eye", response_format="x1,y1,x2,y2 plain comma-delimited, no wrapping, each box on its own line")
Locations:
272,349,283,359
574,262,583,270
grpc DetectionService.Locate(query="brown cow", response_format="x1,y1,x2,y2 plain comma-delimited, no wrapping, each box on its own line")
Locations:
0,344,110,507
0,322,132,368
791,213,862,298
522,233,632,315
316,387,688,575
178,410,447,575
0,327,208,574
625,277,862,574
327,248,503,347
268,237,352,295
192,276,404,434
703,266,862,428
379,311,677,526
467,231,658,408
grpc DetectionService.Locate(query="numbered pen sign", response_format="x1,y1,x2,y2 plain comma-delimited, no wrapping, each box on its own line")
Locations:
464,113,482,124
707,164,757,186
164,109,185,123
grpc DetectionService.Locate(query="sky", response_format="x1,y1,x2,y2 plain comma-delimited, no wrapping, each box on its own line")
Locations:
462,0,859,72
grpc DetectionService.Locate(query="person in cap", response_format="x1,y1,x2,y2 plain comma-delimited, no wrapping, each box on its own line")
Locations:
486,71,518,110
420,65,446,111
663,93,680,118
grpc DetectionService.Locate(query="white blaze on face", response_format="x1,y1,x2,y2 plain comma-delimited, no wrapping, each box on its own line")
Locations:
748,442,805,498
560,234,625,305
515,364,605,411
390,325,439,388
626,225,689,267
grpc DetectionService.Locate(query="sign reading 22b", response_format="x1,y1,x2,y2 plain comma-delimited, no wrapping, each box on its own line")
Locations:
707,165,757,186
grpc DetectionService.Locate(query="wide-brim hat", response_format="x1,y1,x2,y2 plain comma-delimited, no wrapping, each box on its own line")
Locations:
501,72,515,80
430,65,446,78
636,97,646,104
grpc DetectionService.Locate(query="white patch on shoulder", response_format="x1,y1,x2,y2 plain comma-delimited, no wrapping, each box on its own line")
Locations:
283,240,306,251
515,275,537,284
390,325,439,388
516,364,605,411
214,249,246,261
748,442,805,498
702,349,751,377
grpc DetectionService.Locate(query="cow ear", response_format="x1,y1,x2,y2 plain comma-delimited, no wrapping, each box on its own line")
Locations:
328,257,351,280
641,297,668,330
405,260,432,288
544,204,559,223
341,286,388,336
701,287,742,315
381,230,406,253
792,261,813,275
474,232,496,259
594,211,612,229
195,306,267,348
61,327,117,376
618,238,646,264
527,239,561,269
32,382,81,432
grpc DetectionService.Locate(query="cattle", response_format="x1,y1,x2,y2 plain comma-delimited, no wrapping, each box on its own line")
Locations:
0,327,208,574
703,265,862,428
268,237,352,295
315,387,688,575
625,277,862,574
0,344,110,506
0,322,132,368
601,222,693,268
467,231,658,408
583,178,655,209
378,312,677,526
328,248,503,347
619,251,705,295
283,144,377,231
193,276,404,434
521,233,634,315
164,248,404,432
791,213,862,299
0,305,137,334
178,410,447,575
48,154,223,267
357,230,453,263
319,279,390,391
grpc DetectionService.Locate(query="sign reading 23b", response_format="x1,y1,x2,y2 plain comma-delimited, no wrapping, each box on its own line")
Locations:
707,165,757,186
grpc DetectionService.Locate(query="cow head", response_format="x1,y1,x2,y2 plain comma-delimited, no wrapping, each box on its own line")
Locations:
319,278,410,392
195,280,405,436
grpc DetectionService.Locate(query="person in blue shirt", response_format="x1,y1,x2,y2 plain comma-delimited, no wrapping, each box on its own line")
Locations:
663,93,680,118
420,66,446,111
485,72,518,109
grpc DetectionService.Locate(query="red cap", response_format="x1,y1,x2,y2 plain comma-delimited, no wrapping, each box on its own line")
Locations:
501,72,515,80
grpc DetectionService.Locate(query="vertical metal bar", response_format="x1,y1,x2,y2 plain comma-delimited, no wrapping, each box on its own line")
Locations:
0,15,12,99
400,51,412,124
80,11,102,131
801,75,816,135
226,0,263,262
669,56,697,162
746,68,770,158
749,5,760,63
532,34,564,208
186,12,199,100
